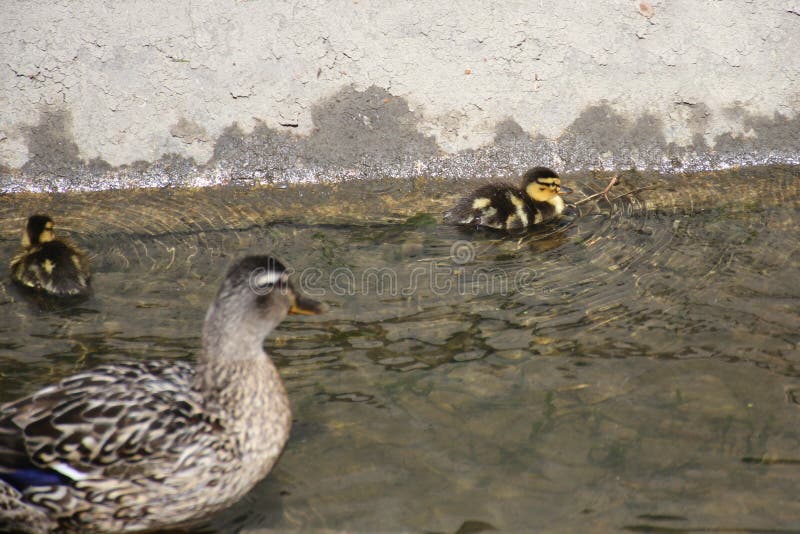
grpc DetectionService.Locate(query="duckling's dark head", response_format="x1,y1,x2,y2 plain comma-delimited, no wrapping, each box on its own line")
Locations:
206,256,326,346
522,167,572,203
23,214,56,247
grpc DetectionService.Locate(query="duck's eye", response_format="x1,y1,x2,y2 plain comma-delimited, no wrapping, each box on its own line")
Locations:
249,268,282,295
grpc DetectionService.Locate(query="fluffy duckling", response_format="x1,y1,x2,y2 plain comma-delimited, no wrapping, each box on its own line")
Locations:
9,215,90,297
445,167,573,231
0,255,325,533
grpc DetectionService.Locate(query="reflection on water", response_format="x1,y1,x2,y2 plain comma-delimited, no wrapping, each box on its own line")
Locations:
0,167,799,532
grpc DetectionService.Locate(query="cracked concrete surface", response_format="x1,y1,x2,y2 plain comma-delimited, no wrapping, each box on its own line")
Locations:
1,0,799,192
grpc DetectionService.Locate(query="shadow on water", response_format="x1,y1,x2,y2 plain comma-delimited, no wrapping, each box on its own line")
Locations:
0,166,799,531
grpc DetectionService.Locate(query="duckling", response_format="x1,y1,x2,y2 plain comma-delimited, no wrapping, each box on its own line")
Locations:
444,167,573,231
9,215,90,297
0,255,326,534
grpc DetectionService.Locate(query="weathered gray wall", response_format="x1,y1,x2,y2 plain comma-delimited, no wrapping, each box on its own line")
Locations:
1,0,799,192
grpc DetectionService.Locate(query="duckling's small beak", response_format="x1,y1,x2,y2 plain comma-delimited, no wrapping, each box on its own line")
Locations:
290,294,328,315
558,185,574,195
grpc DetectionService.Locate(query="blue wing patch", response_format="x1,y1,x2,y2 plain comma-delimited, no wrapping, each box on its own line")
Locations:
0,468,72,491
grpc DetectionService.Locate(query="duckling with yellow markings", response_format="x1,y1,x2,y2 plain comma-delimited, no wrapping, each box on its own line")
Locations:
445,167,573,231
9,215,90,297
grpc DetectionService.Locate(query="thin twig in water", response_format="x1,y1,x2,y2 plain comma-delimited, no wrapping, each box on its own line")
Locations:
573,175,619,206
600,174,619,200
608,185,657,202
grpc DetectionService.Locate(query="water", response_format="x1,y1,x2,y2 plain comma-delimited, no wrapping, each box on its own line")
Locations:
1,167,799,532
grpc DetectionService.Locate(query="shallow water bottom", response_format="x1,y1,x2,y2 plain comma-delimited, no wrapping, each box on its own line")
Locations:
1,167,799,532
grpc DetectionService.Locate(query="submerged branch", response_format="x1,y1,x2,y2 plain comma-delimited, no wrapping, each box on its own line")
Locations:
572,174,656,207
572,175,619,206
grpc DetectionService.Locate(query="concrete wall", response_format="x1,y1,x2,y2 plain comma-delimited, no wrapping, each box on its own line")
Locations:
1,0,799,192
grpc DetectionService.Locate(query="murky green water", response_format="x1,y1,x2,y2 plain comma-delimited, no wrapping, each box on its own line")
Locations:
1,167,799,532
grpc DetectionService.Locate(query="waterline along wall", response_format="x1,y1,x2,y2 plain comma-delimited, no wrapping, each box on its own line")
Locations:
1,1,799,193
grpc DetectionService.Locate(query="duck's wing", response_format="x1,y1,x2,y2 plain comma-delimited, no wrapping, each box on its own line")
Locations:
0,360,212,491
445,184,516,229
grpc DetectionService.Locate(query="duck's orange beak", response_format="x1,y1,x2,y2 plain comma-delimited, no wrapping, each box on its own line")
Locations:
290,294,327,315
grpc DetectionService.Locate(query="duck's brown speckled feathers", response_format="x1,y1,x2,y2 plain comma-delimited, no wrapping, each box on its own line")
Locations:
9,215,90,297
0,255,326,534
0,360,228,533
445,167,571,231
